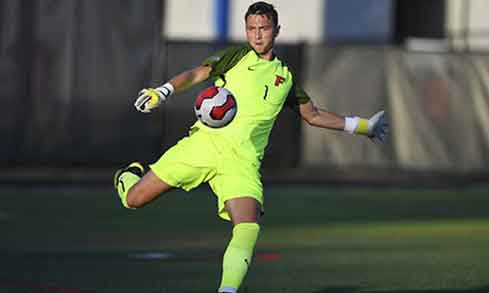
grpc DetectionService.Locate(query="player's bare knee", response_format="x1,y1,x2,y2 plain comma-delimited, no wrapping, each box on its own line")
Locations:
126,186,144,208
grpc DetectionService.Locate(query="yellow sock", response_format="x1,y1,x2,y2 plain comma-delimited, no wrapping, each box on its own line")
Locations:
219,223,260,293
116,172,140,208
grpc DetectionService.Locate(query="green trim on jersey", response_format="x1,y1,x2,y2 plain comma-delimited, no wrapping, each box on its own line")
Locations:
198,45,311,164
202,45,310,110
285,69,310,112
203,46,252,79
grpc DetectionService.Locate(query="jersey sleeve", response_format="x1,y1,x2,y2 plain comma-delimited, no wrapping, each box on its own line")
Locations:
202,46,251,79
284,70,311,113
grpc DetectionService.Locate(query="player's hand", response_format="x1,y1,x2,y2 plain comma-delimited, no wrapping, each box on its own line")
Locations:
367,110,388,143
134,83,174,113
134,88,165,113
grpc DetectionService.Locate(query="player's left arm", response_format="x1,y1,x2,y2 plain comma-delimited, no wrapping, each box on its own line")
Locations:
299,100,345,130
299,99,389,143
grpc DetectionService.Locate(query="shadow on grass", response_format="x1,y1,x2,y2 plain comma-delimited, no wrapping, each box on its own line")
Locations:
312,287,362,293
313,286,489,293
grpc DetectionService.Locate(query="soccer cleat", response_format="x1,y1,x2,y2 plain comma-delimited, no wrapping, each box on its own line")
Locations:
113,162,145,190
218,288,237,293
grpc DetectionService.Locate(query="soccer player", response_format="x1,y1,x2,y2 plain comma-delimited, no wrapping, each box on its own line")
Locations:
114,2,388,292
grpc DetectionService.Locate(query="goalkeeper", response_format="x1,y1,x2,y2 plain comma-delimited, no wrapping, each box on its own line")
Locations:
115,2,388,293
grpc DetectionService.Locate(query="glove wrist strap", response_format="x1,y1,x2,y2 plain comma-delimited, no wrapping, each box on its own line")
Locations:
356,118,369,135
156,82,175,98
344,117,359,134
344,117,369,135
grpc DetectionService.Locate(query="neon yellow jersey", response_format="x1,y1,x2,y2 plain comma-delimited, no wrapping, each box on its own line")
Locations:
194,45,310,164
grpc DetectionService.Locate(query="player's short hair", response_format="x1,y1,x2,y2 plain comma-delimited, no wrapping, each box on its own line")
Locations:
245,2,279,28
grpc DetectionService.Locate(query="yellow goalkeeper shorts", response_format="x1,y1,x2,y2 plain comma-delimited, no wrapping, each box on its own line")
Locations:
150,127,263,221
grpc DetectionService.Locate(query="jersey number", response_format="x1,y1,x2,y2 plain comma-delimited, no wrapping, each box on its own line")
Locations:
262,85,269,100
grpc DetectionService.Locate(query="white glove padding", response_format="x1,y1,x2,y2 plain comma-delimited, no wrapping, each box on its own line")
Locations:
134,83,174,113
367,110,388,143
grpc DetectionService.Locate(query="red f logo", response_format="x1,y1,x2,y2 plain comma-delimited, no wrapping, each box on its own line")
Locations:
274,75,285,86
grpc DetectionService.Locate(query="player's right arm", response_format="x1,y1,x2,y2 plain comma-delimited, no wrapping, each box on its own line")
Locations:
134,46,248,113
134,65,212,113
167,65,212,93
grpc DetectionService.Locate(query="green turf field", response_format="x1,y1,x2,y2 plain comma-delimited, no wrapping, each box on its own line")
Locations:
1,185,489,292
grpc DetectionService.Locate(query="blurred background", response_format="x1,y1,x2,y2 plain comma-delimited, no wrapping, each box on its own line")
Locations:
1,0,489,185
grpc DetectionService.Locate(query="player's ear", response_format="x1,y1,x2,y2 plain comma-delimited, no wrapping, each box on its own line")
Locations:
274,25,281,37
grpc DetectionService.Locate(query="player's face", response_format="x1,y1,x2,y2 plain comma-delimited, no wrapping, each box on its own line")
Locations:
245,14,278,60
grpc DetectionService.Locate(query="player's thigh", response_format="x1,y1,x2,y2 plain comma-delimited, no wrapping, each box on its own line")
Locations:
127,170,172,207
225,197,262,225
149,130,217,191
209,161,263,221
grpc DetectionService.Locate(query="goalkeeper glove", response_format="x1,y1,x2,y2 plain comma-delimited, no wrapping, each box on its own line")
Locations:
344,110,388,143
134,83,174,113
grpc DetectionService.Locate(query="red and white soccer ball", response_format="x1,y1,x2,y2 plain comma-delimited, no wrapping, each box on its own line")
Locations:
194,86,237,128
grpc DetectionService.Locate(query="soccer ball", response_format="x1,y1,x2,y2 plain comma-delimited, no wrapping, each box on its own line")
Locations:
194,86,237,128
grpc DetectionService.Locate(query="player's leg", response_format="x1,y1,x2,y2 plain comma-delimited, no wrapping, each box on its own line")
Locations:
115,129,217,209
218,197,261,293
114,163,173,208
126,170,173,208
225,197,261,224
208,141,264,293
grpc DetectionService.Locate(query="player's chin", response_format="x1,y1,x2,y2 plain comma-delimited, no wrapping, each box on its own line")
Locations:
251,45,262,52
253,46,268,55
